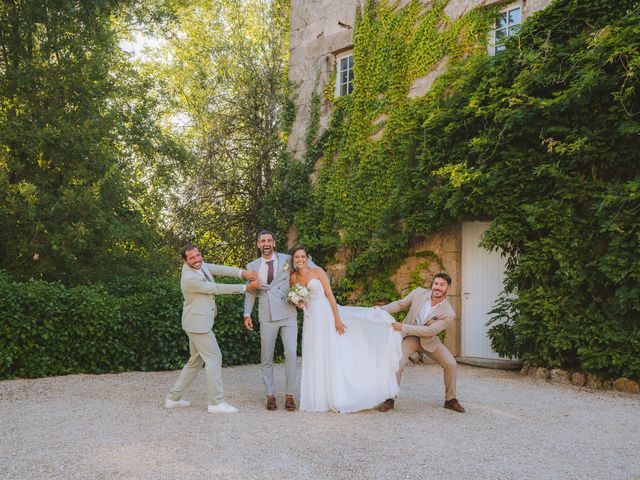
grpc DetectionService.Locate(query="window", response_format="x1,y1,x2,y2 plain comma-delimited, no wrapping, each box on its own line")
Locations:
489,3,521,55
335,51,354,97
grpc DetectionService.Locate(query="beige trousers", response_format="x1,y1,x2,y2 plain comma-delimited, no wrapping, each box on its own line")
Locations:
167,331,224,406
397,336,457,401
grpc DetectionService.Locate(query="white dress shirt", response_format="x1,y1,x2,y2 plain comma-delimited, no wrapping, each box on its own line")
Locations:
417,300,439,326
258,255,278,285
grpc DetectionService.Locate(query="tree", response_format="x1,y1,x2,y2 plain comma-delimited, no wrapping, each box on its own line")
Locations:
148,0,290,264
0,0,185,284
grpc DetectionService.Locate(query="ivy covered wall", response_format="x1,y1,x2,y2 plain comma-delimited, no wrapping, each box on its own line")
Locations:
283,0,501,290
266,0,640,380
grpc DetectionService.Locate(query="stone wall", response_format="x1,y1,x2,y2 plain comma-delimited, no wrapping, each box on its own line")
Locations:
444,0,549,22
288,0,360,160
389,224,462,355
320,225,462,354
521,364,640,394
288,0,553,159
288,0,553,356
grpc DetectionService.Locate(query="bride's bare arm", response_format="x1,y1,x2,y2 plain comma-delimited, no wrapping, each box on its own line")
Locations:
315,269,346,335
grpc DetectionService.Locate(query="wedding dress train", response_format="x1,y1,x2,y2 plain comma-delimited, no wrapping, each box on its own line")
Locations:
299,278,402,413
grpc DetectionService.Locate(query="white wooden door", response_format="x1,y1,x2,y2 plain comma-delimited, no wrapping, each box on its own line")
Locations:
461,222,507,359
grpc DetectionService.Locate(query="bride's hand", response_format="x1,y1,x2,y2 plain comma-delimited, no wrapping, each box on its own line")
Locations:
335,319,346,335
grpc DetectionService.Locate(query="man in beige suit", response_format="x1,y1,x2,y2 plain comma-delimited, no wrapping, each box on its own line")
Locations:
378,272,465,413
165,244,260,413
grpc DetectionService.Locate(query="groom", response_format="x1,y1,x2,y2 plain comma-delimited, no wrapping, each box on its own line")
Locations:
378,272,465,413
243,230,312,411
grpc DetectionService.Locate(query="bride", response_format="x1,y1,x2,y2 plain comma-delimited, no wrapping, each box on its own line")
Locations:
289,245,402,413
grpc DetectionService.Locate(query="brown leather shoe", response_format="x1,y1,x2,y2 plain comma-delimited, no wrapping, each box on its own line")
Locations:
284,396,296,411
376,398,395,412
266,396,277,411
444,398,465,413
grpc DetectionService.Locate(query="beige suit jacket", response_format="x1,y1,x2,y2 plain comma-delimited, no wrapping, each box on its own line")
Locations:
381,287,455,353
180,263,245,334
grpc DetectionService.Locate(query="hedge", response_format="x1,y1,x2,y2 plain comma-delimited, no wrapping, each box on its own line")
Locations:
0,271,264,379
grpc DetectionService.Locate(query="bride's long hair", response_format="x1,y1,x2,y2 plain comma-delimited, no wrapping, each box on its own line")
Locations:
290,245,309,272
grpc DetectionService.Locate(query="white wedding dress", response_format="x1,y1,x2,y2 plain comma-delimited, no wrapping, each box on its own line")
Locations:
299,278,402,413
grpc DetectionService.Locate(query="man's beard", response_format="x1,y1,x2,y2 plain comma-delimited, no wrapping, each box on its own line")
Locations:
260,246,273,256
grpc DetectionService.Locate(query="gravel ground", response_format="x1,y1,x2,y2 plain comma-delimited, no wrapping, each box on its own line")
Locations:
1,361,639,480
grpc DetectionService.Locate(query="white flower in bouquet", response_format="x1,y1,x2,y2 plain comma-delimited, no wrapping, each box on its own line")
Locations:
287,283,310,306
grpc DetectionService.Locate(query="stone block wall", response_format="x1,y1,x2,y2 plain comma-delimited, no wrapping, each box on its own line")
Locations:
288,0,552,356
288,0,360,159
319,225,462,354
389,224,462,355
288,0,552,158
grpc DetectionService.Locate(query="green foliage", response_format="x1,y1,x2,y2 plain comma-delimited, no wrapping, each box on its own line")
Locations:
427,1,640,380
0,271,260,379
259,89,324,248
0,1,185,285
275,0,497,303
274,0,640,379
0,1,294,379
146,0,291,266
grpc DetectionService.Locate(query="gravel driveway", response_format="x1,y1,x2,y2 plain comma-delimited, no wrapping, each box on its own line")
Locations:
1,361,638,480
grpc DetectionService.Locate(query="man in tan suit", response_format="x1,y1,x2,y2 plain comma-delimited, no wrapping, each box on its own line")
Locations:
165,244,260,413
378,272,465,413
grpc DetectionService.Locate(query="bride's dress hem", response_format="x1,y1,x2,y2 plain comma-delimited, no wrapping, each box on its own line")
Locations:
299,278,402,414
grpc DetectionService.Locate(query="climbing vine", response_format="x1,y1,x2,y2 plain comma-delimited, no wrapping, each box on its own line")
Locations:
267,0,640,379
290,0,497,298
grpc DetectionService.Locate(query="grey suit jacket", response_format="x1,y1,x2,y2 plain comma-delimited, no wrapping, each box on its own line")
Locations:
381,287,455,353
180,263,245,334
244,252,312,324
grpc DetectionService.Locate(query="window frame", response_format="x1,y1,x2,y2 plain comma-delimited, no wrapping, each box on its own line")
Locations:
488,2,522,56
334,50,354,97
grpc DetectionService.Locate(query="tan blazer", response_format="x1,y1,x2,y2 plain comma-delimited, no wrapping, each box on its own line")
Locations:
180,263,245,334
381,287,455,353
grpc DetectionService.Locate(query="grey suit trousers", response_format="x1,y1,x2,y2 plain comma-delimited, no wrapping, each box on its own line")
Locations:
260,319,297,396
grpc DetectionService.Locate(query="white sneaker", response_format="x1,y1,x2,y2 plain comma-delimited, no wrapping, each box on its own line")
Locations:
207,402,238,414
165,398,191,408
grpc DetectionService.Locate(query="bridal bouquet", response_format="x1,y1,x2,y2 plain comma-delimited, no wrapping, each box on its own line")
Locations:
287,283,310,306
